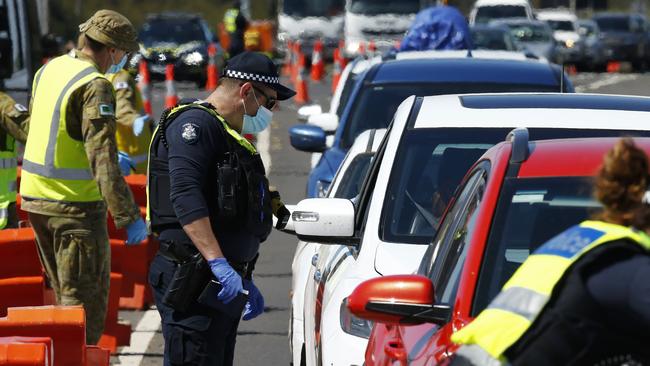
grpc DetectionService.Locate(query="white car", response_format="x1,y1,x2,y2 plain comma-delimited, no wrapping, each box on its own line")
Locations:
536,9,583,64
290,128,385,366
469,0,534,25
293,92,650,365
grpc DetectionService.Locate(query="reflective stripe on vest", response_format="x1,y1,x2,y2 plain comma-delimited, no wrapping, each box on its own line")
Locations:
451,220,650,362
0,201,9,229
20,54,106,202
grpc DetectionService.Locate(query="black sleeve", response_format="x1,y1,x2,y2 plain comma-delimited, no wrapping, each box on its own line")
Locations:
167,109,224,226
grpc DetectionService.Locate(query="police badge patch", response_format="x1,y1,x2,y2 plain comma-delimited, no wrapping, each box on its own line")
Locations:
181,123,200,144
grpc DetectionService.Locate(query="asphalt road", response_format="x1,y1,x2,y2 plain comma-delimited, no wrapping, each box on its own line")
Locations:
110,70,650,366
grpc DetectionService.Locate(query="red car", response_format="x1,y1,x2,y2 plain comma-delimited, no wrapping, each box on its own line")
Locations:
347,133,650,366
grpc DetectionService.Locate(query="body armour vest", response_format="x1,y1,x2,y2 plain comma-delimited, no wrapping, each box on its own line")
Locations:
147,102,273,242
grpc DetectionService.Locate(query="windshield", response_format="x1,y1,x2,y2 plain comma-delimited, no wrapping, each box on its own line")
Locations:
333,153,374,199
349,0,420,15
471,28,516,50
140,19,205,46
342,82,562,149
282,0,344,17
472,177,597,315
336,71,362,118
595,17,630,32
508,24,552,42
546,20,576,31
475,5,528,23
384,128,650,245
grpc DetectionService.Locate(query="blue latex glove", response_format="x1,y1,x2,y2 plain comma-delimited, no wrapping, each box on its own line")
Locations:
118,151,133,176
125,218,147,245
242,279,264,321
208,258,243,304
133,115,149,137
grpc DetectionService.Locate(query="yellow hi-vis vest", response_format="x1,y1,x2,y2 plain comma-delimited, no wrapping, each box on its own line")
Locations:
0,131,17,229
451,220,650,365
20,54,106,202
145,102,256,226
107,70,151,173
224,8,240,33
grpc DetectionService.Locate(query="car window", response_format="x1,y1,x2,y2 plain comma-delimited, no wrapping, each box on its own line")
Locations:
336,71,361,119
475,6,528,24
428,170,486,305
472,176,597,316
546,20,576,32
139,18,206,46
333,153,374,199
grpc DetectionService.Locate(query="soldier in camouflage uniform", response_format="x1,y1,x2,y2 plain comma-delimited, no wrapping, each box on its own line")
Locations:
19,10,148,344
0,92,28,228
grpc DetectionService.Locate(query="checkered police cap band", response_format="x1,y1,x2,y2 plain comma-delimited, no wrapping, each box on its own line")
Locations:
224,69,279,84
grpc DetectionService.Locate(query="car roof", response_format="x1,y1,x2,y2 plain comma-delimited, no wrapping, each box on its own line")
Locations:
516,137,650,178
369,58,557,85
535,9,577,21
414,93,650,129
474,0,530,6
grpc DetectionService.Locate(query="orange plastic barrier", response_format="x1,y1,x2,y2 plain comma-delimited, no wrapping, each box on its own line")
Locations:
0,277,54,318
0,337,53,366
0,228,41,278
124,174,147,208
84,346,109,366
97,273,131,353
111,237,158,310
0,306,86,366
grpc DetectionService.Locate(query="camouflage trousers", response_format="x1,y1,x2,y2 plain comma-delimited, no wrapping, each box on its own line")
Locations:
29,211,110,345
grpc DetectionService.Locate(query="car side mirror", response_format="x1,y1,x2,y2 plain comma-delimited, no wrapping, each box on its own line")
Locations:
308,112,338,133
292,198,357,245
346,275,451,326
297,103,323,122
289,124,327,153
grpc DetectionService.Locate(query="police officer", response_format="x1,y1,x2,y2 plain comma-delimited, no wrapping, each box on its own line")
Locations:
19,10,147,345
224,1,248,58
0,92,28,229
147,51,293,365
451,138,650,365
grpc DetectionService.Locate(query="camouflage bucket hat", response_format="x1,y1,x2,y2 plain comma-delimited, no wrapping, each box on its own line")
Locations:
79,9,138,52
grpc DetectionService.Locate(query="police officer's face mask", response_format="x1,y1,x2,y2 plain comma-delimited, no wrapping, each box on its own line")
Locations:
241,88,273,134
106,50,127,74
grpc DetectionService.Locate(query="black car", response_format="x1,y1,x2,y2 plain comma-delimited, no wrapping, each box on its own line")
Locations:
593,13,648,70
131,13,224,85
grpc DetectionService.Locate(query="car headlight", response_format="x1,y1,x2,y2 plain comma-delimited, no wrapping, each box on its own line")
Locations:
182,51,204,65
340,299,373,339
565,39,575,48
346,41,361,55
315,180,331,198
278,32,289,43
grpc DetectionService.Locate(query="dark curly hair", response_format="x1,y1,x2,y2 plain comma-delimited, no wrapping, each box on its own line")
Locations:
594,138,650,231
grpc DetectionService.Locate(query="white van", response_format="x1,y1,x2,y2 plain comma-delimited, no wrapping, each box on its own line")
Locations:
344,0,424,57
470,0,534,25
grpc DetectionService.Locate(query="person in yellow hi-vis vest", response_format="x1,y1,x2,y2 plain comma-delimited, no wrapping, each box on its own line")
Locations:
0,92,29,229
106,68,153,174
19,9,147,345
451,138,650,366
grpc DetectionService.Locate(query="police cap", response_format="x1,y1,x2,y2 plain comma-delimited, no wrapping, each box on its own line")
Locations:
222,52,296,100
79,10,139,53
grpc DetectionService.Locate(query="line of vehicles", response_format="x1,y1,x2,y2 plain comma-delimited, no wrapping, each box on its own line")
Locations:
282,17,650,366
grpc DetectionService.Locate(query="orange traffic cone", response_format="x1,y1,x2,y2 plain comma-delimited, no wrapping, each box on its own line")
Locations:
368,41,377,57
311,39,325,82
606,61,621,73
332,48,342,93
205,43,219,91
294,53,310,105
137,60,153,115
282,40,293,76
165,64,178,108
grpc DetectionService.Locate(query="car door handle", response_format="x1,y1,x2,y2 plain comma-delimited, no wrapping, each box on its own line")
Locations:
384,338,407,363
313,269,322,282
311,253,319,267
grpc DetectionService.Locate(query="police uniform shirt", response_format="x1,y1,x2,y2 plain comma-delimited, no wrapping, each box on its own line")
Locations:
157,102,259,263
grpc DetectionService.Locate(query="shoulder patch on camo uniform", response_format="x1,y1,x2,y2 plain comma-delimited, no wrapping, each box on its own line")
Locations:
181,122,200,144
14,104,27,113
99,104,115,117
114,81,129,90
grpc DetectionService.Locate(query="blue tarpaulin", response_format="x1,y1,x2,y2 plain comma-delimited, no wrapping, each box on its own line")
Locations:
399,6,472,52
